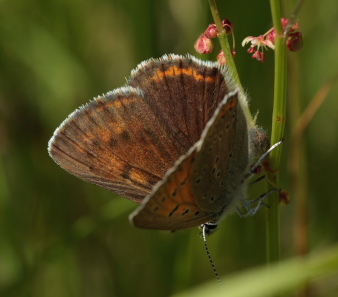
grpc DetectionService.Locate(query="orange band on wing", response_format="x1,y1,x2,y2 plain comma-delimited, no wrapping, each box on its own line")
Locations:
151,66,216,83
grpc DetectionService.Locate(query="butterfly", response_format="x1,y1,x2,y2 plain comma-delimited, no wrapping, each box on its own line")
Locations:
48,54,269,232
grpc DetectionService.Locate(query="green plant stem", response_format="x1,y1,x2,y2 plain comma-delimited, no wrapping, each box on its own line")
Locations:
207,0,254,124
207,0,239,84
266,0,287,271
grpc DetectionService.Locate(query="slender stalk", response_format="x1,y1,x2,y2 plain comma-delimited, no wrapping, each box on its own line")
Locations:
207,0,239,85
266,0,287,269
207,0,254,123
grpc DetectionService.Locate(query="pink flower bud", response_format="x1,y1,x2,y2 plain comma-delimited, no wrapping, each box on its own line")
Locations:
251,51,260,60
217,50,226,65
259,51,266,62
242,18,303,62
287,32,303,52
252,51,265,62
266,30,276,45
282,18,300,33
247,46,255,54
194,33,214,54
281,18,289,29
222,19,234,34
205,23,218,39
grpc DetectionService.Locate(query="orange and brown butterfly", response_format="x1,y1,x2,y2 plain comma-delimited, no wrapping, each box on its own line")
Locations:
48,54,268,232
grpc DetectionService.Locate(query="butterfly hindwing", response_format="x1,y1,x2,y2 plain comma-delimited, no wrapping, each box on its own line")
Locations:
130,146,217,230
191,91,249,214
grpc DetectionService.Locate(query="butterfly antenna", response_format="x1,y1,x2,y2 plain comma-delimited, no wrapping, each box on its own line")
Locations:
201,224,222,287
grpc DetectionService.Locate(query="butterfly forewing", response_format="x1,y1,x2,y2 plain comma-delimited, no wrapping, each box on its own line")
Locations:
49,55,231,205
49,88,190,202
128,55,229,148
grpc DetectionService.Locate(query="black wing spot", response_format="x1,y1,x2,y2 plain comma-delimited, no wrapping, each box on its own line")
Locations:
121,165,132,180
216,171,221,177
210,196,215,202
215,156,219,163
182,209,190,216
229,152,233,158
169,204,179,217
196,178,201,184
120,130,130,141
194,211,200,216
147,178,158,187
92,139,100,146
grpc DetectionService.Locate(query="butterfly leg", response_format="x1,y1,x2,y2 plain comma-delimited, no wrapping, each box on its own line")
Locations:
237,189,280,217
247,174,265,186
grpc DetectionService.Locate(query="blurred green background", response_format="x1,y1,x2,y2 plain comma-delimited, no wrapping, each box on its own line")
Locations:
1,0,338,296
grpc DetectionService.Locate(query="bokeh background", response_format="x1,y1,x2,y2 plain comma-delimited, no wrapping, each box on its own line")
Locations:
1,0,338,296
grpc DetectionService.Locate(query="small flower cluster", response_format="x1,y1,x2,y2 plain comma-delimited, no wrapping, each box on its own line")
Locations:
194,19,233,64
242,18,303,62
